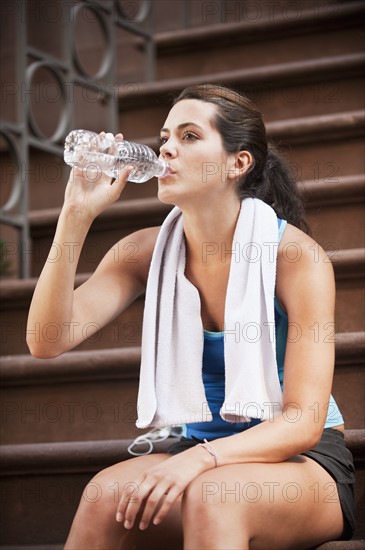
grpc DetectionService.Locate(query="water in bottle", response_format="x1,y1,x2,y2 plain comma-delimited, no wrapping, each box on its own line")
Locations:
64,129,169,183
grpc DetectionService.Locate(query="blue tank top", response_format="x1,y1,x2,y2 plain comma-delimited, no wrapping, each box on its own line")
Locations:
184,218,344,440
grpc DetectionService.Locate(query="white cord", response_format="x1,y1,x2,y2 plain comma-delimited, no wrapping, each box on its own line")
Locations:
127,426,183,456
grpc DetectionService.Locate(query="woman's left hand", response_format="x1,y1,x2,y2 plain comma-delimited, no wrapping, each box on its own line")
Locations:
116,445,213,530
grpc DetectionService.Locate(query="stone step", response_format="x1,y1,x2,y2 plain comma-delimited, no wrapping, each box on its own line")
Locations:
121,109,365,201
23,167,365,277
153,1,365,51
24,172,365,276
137,109,365,175
0,438,175,547
0,274,144,356
1,332,364,445
28,198,170,275
3,57,359,217
305,175,365,251
330,332,365,431
3,92,360,215
2,166,363,281
120,2,365,84
0,347,144,444
154,4,365,81
118,51,365,138
83,1,365,85
0,430,364,547
1,244,364,356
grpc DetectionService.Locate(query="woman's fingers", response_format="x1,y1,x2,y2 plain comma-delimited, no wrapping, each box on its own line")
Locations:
97,131,123,140
141,486,181,529
153,486,182,525
138,484,174,530
116,476,146,526
115,454,199,531
116,475,178,531
119,482,148,528
110,164,134,195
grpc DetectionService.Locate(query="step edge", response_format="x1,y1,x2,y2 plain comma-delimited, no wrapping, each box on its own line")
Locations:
6,172,364,240
27,197,172,228
1,332,363,384
267,110,365,142
153,1,365,51
1,430,363,475
0,346,142,385
1,245,364,302
26,173,365,222
331,249,365,279
303,174,365,207
25,173,365,228
118,52,365,104
138,109,365,150
0,437,177,474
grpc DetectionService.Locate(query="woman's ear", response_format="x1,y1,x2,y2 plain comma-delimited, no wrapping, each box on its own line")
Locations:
227,150,253,180
237,150,253,175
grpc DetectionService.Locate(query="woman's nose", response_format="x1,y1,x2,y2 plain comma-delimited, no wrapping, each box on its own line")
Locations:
160,140,176,159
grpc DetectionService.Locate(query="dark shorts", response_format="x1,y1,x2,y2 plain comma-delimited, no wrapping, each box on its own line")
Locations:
167,427,356,540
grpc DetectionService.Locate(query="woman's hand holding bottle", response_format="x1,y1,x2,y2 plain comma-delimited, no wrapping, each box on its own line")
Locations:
63,132,133,224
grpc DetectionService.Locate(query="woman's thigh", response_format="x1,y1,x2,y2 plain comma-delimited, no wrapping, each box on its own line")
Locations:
66,453,184,550
183,455,344,550
68,452,344,549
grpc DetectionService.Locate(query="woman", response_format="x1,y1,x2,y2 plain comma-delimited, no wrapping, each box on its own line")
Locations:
27,84,356,549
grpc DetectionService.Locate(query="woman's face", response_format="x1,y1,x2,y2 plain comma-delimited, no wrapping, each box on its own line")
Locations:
158,99,237,207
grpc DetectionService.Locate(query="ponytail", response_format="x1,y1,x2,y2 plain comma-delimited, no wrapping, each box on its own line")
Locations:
240,145,309,233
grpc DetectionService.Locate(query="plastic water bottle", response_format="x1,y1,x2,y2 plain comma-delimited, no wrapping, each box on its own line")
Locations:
64,129,169,183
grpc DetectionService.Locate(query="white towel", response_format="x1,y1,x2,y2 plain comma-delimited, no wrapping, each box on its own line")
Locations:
136,198,283,429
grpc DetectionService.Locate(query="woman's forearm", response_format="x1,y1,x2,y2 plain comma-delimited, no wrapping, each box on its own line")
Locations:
27,161,132,358
26,204,92,358
211,411,322,467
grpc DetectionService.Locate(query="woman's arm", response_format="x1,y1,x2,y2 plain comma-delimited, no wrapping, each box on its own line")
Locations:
26,162,158,358
211,223,336,463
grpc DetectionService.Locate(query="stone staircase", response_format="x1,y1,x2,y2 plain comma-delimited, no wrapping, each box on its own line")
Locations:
0,431,364,549
1,1,364,548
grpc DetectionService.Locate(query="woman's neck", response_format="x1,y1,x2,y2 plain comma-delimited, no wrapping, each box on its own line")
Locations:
182,198,241,266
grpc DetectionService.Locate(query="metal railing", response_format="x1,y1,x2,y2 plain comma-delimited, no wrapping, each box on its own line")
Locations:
0,0,225,278
0,0,154,277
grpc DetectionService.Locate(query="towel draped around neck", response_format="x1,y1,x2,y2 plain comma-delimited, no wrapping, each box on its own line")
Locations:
136,198,283,429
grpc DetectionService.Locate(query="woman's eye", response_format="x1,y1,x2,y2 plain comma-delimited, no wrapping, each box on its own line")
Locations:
159,132,198,146
183,132,198,141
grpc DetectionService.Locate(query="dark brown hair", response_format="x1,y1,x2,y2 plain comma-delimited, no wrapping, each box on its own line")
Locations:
174,84,308,232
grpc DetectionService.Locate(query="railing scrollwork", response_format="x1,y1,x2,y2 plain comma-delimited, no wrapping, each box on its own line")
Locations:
0,0,155,278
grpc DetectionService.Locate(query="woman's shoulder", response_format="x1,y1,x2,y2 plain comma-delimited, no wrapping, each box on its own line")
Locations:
127,225,161,250
121,224,161,259
276,223,335,313
278,223,332,267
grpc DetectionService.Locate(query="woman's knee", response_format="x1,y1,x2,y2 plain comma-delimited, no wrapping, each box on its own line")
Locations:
65,455,177,549
77,455,171,520
182,463,281,524
75,467,122,525
182,471,252,549
182,470,226,522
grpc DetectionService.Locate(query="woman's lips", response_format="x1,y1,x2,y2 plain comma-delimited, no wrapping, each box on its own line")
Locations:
159,167,176,179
